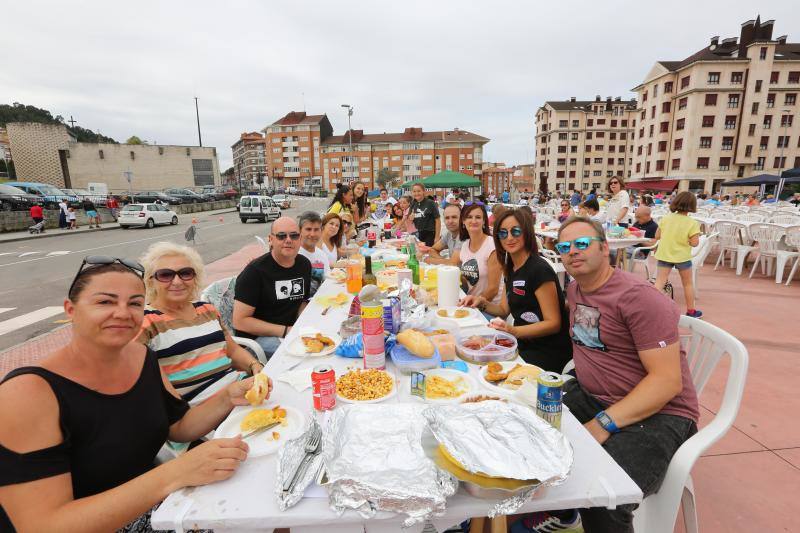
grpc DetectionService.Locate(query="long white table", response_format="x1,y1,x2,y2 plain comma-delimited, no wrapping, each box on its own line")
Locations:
152,280,642,533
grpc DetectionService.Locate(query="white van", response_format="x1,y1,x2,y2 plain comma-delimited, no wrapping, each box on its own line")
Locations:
239,195,281,223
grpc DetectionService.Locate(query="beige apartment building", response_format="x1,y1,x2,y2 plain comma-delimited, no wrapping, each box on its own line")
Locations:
231,132,267,187
6,122,221,191
630,17,800,192
534,97,638,193
256,111,489,191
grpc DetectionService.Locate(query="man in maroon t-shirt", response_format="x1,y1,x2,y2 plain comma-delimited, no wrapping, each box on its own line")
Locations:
513,216,699,533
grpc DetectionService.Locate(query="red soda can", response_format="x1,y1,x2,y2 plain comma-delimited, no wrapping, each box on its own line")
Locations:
312,364,336,411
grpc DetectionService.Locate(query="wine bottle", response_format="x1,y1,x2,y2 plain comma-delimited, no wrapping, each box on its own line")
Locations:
362,256,377,286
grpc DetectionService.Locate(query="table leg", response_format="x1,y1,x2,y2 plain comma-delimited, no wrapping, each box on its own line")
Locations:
490,516,507,533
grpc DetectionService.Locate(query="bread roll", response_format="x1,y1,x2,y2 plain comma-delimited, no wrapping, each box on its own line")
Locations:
397,328,435,358
245,373,270,406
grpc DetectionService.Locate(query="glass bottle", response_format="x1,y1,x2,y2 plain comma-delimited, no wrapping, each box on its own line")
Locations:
362,256,377,287
407,239,420,284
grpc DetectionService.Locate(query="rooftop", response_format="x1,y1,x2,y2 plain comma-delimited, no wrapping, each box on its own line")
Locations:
542,96,638,112
322,127,489,145
269,111,328,126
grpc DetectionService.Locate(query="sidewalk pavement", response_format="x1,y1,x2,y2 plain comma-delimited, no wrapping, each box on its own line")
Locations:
0,244,797,532
0,207,238,244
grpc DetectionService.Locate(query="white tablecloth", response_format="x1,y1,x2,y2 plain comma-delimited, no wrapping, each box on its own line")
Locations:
152,281,641,532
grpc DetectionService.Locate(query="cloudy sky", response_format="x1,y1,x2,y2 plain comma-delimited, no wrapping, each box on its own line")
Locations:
2,1,796,169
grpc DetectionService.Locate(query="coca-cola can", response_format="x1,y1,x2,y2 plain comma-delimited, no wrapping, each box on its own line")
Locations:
312,364,336,411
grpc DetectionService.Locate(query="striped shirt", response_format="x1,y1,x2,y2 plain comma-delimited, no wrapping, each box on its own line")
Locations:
137,301,234,401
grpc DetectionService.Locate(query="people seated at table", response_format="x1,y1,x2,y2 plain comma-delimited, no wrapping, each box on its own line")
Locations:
513,217,699,533
327,184,353,216
339,211,357,247
319,213,343,267
745,193,759,206
409,183,440,246
137,242,264,403
351,182,369,225
374,188,396,219
298,211,330,298
488,202,506,229
557,199,572,223
0,257,259,531
233,216,311,358
654,192,702,318
627,205,659,257
460,208,572,372
398,195,416,236
450,202,502,312
578,198,606,223
420,203,462,265
606,176,631,227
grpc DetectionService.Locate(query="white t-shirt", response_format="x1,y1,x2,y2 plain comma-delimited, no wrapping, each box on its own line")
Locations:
299,246,331,296
606,190,631,224
318,240,339,268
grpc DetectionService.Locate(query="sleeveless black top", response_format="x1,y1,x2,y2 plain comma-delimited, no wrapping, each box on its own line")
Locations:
0,349,189,531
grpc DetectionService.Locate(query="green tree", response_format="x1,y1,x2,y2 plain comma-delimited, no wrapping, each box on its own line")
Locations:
376,168,398,189
126,136,147,145
0,102,117,143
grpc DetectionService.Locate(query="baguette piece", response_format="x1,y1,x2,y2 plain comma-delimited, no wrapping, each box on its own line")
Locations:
244,373,270,406
397,328,435,358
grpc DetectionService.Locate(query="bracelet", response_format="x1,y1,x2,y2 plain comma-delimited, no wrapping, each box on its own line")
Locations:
282,325,288,338
248,361,261,375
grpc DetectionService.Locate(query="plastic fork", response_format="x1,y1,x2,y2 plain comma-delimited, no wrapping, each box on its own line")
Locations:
282,425,322,492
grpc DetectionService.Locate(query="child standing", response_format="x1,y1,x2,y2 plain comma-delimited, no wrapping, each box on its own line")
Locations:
67,206,77,229
654,191,702,317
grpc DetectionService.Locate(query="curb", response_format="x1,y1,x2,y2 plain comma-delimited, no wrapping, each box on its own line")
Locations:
0,209,239,244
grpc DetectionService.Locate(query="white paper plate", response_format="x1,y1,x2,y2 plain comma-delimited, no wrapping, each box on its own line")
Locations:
214,405,305,458
420,367,477,404
286,330,342,357
336,370,397,404
434,306,480,322
477,361,543,395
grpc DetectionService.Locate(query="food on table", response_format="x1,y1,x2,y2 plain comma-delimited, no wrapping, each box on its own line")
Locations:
429,333,457,361
462,394,505,404
244,373,270,406
328,268,347,283
495,337,515,348
301,333,335,353
490,317,506,328
376,268,399,289
240,405,287,432
336,368,394,401
437,308,471,319
397,328,435,358
424,329,450,336
316,292,351,307
425,375,468,399
272,431,280,441
484,363,542,390
461,335,492,350
484,362,510,382
454,309,470,318
384,259,407,269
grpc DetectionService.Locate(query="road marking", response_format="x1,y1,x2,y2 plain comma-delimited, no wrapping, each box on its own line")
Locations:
0,253,14,257
18,252,42,257
0,308,16,315
0,307,64,336
46,251,71,256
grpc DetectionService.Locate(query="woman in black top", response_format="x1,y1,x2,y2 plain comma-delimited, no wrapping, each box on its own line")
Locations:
460,208,572,373
0,258,267,532
410,183,441,246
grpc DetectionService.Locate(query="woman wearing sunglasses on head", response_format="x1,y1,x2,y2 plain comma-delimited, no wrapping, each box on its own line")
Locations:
137,242,265,404
460,209,572,373
0,256,264,532
451,202,503,315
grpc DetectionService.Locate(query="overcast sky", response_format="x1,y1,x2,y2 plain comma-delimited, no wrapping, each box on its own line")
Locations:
2,1,797,169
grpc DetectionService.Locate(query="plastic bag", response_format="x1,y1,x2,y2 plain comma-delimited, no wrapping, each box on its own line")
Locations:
335,333,364,358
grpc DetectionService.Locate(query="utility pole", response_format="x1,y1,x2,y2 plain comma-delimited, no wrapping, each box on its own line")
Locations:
341,104,354,186
194,97,203,147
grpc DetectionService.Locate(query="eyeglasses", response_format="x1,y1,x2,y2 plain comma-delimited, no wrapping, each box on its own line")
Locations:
343,221,352,227
153,267,196,283
272,231,301,241
609,181,620,185
68,256,144,297
497,226,523,240
555,236,604,254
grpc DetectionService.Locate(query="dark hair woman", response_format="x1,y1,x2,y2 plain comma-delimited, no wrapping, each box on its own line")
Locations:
351,182,369,225
460,209,572,372
319,212,344,267
450,202,502,310
328,184,353,216
0,257,266,531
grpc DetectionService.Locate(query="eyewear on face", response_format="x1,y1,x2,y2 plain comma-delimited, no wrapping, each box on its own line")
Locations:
464,200,485,206
153,267,196,283
555,236,604,254
68,256,144,296
497,226,523,240
343,221,352,227
272,231,301,241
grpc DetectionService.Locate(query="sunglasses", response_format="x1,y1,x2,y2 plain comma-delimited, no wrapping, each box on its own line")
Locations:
343,221,352,227
272,231,301,241
68,256,144,297
465,200,485,206
609,181,620,185
153,267,196,283
555,236,604,254
497,226,523,240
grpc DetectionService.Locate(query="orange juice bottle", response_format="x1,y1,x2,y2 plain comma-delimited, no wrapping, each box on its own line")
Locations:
346,259,362,294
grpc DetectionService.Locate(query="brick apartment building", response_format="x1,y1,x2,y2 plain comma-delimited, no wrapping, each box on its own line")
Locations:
231,132,267,187
243,111,490,191
534,97,639,193
630,17,800,193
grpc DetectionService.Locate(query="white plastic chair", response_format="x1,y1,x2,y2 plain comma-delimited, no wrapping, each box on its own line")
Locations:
539,250,567,289
780,227,800,285
770,214,800,225
631,316,749,533
254,234,269,251
201,276,268,363
629,241,659,280
713,221,748,272
690,233,716,298
709,212,731,220
747,223,787,279
735,213,765,223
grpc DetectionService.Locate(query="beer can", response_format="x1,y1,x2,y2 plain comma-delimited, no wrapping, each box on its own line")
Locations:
361,301,386,369
312,364,336,411
536,371,564,430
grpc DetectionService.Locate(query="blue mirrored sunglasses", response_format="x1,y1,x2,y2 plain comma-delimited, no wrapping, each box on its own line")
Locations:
555,236,604,254
497,226,523,240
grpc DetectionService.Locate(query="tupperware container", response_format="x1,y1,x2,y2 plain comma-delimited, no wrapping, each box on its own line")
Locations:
455,331,518,365
390,343,441,374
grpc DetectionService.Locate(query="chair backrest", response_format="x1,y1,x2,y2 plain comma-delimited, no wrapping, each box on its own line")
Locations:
679,315,748,396
713,221,745,248
200,276,237,332
784,226,800,248
748,223,787,254
254,235,269,251
735,213,765,222
770,214,800,225
709,212,731,220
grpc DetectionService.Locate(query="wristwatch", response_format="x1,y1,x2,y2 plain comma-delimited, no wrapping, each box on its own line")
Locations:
595,411,620,434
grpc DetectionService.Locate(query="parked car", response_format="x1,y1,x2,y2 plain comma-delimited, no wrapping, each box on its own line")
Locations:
4,182,81,209
0,184,39,211
215,186,239,199
163,188,212,203
62,188,108,205
239,195,281,223
272,194,291,209
131,191,183,205
118,203,179,229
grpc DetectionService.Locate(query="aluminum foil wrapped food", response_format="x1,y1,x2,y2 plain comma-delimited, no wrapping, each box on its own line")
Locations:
323,403,459,526
423,400,573,486
276,418,324,511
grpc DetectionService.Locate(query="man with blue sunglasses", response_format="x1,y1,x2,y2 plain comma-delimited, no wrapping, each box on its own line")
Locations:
518,217,699,533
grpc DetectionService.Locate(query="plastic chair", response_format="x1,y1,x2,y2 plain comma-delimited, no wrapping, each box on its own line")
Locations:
735,213,765,223
770,214,800,225
629,241,659,280
691,233,716,298
780,227,800,285
201,276,267,363
632,316,748,533
254,234,269,251
747,223,787,279
709,212,731,220
713,221,748,273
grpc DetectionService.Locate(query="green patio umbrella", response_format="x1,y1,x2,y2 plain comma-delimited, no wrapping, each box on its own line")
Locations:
400,170,481,189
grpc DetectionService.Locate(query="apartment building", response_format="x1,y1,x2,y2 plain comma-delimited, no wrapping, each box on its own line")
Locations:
231,132,267,187
534,97,638,193
482,163,515,194
261,111,333,190
630,17,800,192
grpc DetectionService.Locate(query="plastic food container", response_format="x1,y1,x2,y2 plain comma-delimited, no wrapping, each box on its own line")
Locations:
390,343,441,374
455,331,518,365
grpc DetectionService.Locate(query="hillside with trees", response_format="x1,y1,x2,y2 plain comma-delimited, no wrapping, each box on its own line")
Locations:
0,102,117,143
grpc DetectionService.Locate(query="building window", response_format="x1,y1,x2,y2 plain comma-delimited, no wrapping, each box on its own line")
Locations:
777,136,789,148
586,132,593,140
594,157,603,164
130,151,135,160
558,133,568,140
611,120,617,127
656,160,665,171
571,132,579,140
760,136,769,150
795,157,800,169
676,118,685,130
658,140,667,152
755,157,765,170
559,120,568,127
587,119,593,126
596,132,605,138
678,97,688,110
643,91,648,102
674,138,683,150
650,106,656,119
786,94,797,105
708,72,720,85
98,149,104,159
664,81,674,93
662,102,671,113
636,163,641,173
681,76,690,89
770,71,780,84
767,94,775,108
558,146,567,153
755,80,762,92
719,157,731,171
705,94,717,106
731,72,743,84
597,119,606,125
763,115,772,129
760,47,768,60
702,116,715,127
672,158,681,170
659,121,668,133
649,124,654,137
622,120,628,127
572,120,579,127
749,124,757,136
722,137,734,150
728,95,740,108
782,115,794,127
699,137,712,149
773,156,786,169
790,72,800,84
752,102,760,115
583,170,590,178
697,157,709,169
725,116,737,129
745,145,753,157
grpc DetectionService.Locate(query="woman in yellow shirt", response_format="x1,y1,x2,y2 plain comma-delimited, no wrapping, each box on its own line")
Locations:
328,185,354,216
654,191,702,318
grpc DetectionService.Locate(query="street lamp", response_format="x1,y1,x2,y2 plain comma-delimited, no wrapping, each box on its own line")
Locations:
341,104,354,187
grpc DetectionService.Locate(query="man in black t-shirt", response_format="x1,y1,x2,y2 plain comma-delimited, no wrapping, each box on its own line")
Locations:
628,205,659,258
233,216,311,358
410,183,440,246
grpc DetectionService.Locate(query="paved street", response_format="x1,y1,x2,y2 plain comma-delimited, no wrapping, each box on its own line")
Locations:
0,196,327,352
